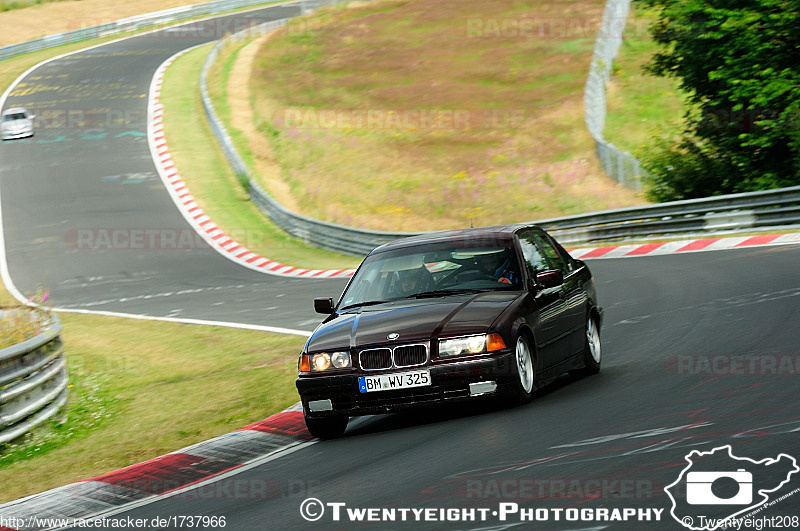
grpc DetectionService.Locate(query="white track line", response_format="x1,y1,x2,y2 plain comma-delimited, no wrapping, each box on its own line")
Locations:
52,307,312,336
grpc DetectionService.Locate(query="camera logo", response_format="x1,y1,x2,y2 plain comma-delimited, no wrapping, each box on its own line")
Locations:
686,469,752,505
665,445,799,531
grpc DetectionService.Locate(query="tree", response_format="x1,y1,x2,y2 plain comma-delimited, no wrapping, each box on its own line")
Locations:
635,0,800,200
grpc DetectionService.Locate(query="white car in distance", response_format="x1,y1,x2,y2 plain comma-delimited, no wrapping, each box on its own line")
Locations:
1,107,35,140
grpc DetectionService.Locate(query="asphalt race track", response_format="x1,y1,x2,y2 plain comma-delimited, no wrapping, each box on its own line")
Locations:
1,3,799,530
0,3,346,331
98,246,800,529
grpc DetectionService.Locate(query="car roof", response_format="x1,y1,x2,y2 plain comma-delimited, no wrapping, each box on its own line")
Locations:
2,107,28,116
370,224,542,254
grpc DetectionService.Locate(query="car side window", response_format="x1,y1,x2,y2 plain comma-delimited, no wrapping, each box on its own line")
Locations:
517,231,549,278
545,234,576,273
532,233,565,273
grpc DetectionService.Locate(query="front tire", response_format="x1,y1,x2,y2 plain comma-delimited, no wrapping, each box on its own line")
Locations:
304,412,348,439
578,315,601,376
507,334,535,404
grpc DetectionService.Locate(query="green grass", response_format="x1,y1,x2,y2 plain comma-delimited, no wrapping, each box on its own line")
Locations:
0,0,66,13
208,40,255,171
602,7,686,156
161,44,360,269
0,312,305,503
0,9,349,502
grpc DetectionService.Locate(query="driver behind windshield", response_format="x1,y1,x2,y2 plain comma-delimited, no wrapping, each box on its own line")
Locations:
396,266,430,296
477,251,520,285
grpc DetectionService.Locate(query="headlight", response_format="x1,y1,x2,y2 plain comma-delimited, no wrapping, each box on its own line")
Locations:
331,351,351,369
299,351,352,372
439,333,506,357
313,352,331,371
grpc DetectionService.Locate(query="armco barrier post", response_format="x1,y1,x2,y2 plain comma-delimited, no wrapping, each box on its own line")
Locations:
0,312,68,444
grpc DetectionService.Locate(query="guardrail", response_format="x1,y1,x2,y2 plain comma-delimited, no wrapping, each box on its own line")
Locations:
584,0,644,190
539,185,800,245
0,312,67,445
200,2,800,255
0,0,308,63
199,0,418,257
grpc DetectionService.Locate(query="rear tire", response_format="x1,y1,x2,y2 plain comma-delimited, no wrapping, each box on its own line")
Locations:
507,335,535,404
304,412,348,439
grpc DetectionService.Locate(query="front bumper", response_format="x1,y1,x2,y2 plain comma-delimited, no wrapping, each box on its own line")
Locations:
296,349,515,418
1,129,33,140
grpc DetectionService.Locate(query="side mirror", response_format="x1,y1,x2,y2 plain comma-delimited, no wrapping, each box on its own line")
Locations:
29,114,36,120
314,297,334,314
535,270,563,289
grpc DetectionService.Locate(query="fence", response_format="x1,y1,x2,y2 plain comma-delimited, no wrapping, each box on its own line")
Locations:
0,312,67,444
583,0,644,190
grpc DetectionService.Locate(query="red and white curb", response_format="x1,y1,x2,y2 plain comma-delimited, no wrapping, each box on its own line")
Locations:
568,232,800,260
0,404,311,531
148,49,354,280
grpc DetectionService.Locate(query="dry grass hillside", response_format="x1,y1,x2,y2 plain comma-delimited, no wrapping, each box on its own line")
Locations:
245,0,646,231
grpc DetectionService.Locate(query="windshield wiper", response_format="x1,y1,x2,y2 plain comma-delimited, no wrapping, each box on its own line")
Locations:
339,300,392,311
407,288,488,299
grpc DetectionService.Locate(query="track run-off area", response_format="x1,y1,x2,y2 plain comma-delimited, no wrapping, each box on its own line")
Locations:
1,2,799,530
0,2,344,334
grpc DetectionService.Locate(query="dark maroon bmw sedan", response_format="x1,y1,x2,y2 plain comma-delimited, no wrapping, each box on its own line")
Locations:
296,225,602,438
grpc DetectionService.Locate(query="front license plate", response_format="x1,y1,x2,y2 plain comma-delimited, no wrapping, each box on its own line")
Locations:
358,370,431,393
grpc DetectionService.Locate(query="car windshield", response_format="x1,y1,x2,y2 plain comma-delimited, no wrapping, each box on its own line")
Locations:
2,112,27,121
339,239,522,309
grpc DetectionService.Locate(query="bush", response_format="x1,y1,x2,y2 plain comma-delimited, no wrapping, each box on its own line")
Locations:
636,0,800,200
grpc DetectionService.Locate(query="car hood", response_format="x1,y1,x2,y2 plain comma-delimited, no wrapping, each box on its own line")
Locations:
307,291,522,352
2,120,31,130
